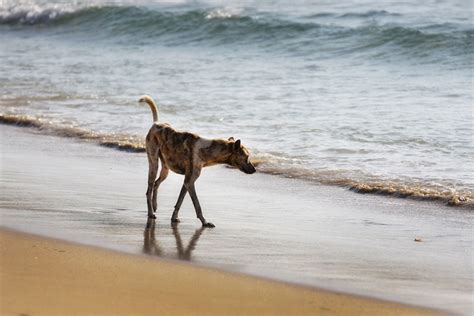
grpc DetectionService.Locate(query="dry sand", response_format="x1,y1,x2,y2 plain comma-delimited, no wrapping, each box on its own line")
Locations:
0,229,442,316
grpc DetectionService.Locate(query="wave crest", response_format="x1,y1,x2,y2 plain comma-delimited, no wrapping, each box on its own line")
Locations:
0,113,145,153
0,3,81,25
252,152,474,208
1,3,471,62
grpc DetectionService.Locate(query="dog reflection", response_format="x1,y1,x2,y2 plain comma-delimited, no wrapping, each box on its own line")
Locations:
143,218,205,261
143,218,162,256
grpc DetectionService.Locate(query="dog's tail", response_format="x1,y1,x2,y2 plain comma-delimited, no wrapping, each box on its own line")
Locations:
139,95,159,122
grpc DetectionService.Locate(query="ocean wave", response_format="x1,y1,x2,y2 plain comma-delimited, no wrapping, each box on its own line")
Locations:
0,113,146,153
0,3,80,25
253,152,473,208
340,10,401,18
307,10,401,19
1,112,472,208
1,4,471,60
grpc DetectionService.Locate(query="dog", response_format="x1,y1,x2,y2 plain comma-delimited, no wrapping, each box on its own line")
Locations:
139,95,256,228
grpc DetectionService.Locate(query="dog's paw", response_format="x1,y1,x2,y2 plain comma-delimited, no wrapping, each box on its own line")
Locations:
203,222,215,228
148,214,156,219
171,218,181,223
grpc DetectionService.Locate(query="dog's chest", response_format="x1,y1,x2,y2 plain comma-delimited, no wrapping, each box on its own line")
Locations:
160,153,187,175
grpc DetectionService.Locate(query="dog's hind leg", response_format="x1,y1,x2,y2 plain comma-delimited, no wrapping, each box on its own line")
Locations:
171,184,187,223
146,147,159,219
184,171,215,228
152,165,169,212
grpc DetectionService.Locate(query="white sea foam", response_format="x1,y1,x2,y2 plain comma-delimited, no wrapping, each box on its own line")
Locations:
205,7,243,20
0,1,83,24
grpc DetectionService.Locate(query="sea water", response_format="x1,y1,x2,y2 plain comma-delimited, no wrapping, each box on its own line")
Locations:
1,0,473,205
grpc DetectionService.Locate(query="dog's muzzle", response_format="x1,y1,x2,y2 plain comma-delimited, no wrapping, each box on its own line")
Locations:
242,164,256,174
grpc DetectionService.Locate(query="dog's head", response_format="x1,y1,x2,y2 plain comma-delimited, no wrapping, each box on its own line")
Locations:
227,138,256,175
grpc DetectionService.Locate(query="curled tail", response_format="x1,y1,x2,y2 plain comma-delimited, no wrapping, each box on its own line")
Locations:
139,95,159,122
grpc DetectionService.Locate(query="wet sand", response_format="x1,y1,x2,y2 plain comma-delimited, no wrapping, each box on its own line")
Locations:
1,125,472,315
0,229,442,315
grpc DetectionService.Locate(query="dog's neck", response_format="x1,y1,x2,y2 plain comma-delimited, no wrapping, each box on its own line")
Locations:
199,139,233,166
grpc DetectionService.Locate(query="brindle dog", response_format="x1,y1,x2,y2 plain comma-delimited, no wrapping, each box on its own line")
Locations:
139,95,256,228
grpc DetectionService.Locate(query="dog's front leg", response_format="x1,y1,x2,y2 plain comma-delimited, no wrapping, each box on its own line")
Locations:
171,184,187,223
184,174,215,228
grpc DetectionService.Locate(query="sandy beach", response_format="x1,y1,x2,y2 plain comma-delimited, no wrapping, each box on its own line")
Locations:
2,0,473,313
0,228,442,316
1,125,472,315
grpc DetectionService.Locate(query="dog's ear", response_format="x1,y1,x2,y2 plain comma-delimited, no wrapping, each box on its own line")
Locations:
234,139,241,150
228,137,235,141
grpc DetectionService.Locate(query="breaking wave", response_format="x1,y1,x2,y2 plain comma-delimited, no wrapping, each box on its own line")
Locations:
0,113,146,153
1,3,471,61
254,153,473,208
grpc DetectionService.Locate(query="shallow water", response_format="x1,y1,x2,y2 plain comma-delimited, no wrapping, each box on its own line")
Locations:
1,0,473,204
1,125,473,315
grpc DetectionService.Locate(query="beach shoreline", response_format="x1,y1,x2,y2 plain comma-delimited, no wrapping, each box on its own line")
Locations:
1,124,472,315
0,228,445,315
